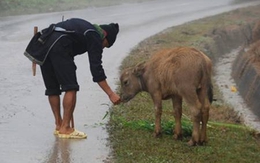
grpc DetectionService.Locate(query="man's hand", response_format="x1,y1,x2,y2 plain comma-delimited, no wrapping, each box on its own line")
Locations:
108,92,121,105
97,80,121,105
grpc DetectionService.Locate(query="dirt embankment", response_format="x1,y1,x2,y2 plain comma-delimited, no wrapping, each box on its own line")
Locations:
206,19,260,120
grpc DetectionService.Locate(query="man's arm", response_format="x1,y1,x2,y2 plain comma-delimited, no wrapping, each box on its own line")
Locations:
98,80,121,105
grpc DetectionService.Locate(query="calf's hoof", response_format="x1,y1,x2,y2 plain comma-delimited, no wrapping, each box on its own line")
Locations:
153,132,162,138
173,134,183,140
199,140,208,146
187,139,207,146
187,139,199,146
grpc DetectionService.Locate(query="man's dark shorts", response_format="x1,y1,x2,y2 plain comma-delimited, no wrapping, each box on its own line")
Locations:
40,37,79,96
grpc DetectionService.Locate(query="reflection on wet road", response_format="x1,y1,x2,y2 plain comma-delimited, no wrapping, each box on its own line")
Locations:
44,138,73,163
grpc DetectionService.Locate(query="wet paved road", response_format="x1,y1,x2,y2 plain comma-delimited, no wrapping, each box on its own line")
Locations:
1,0,260,162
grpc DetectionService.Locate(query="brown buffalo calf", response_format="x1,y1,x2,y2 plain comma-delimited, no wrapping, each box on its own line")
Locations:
120,47,213,146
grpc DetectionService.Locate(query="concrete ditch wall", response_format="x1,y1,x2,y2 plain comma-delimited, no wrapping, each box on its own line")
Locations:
232,40,260,118
206,20,260,118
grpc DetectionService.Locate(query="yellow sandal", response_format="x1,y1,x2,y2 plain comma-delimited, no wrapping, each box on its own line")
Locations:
53,130,59,135
58,129,87,139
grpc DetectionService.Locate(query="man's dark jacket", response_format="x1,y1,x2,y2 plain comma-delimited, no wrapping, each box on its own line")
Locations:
24,18,106,82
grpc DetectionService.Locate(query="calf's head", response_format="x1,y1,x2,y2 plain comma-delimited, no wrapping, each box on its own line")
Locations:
120,63,145,102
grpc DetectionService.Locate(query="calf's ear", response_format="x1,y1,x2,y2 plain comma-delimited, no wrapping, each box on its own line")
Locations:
133,62,145,77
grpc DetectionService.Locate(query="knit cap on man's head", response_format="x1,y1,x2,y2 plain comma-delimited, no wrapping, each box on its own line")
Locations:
100,23,119,47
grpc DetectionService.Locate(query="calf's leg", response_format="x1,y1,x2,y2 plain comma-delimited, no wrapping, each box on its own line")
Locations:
197,87,210,145
184,91,202,146
200,99,210,144
172,96,183,140
189,100,202,146
152,94,163,138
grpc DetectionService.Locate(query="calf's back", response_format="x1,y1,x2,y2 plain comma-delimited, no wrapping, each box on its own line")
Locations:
144,47,211,98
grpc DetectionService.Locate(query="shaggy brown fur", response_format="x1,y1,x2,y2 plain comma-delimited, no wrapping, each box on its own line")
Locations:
120,47,213,146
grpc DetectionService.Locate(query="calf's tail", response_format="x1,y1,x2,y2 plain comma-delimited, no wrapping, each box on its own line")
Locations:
207,82,213,104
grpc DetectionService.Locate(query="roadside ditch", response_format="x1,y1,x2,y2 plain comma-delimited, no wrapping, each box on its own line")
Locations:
208,20,260,132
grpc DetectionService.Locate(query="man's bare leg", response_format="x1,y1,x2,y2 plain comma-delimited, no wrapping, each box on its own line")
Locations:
59,90,76,134
48,95,62,131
